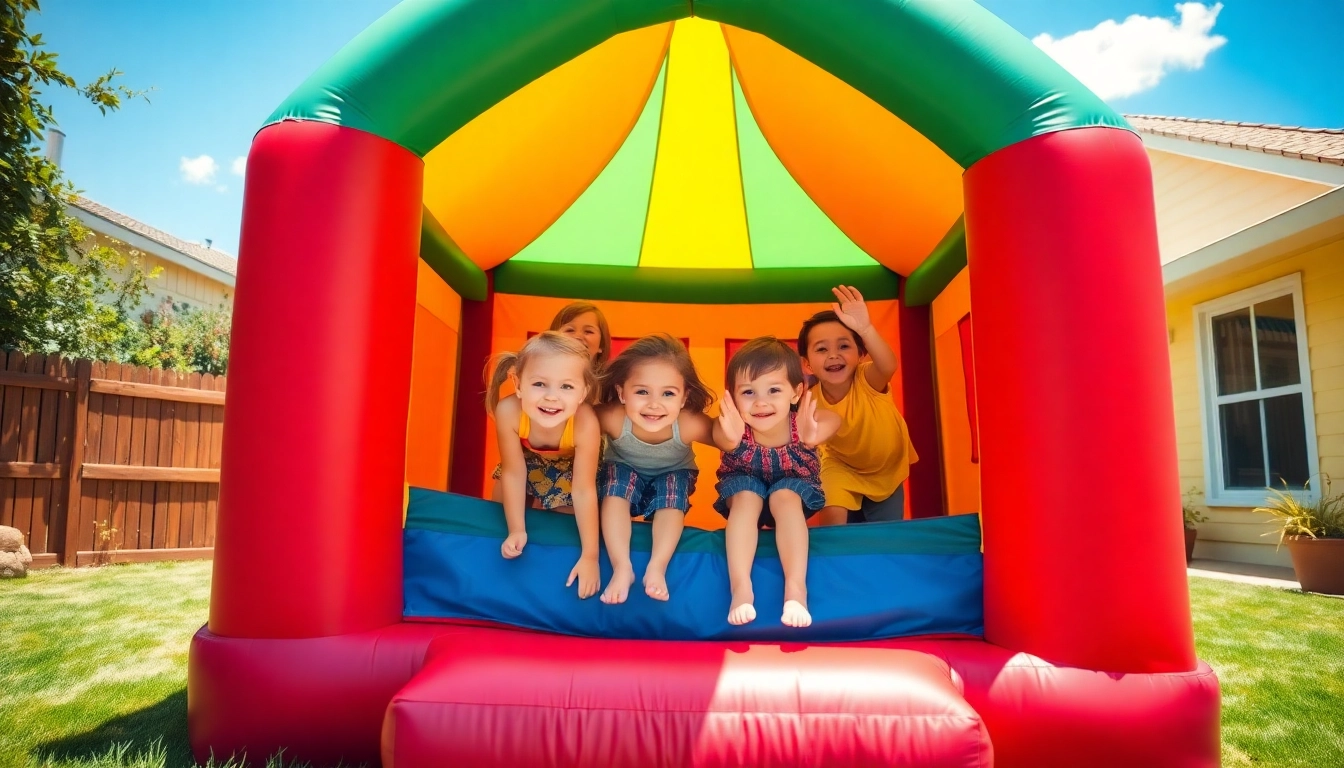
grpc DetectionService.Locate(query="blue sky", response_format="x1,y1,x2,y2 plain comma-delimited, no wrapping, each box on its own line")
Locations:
35,1,1344,258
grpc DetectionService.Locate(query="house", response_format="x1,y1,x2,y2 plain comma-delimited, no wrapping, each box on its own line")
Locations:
1132,116,1344,567
68,195,237,312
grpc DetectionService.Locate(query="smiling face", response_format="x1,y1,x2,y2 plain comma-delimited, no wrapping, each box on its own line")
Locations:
732,365,803,436
516,351,590,429
803,321,862,388
557,311,604,360
616,360,687,434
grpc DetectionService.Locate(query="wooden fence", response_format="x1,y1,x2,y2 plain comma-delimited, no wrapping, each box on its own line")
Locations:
0,351,225,567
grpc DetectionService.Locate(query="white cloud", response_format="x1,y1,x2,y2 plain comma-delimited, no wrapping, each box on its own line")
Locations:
1033,3,1227,101
179,154,219,185
231,156,246,177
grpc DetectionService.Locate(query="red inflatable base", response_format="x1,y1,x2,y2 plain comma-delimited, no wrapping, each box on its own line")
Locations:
189,623,1219,767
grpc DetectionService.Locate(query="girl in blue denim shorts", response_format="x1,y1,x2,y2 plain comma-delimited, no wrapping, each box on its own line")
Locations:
713,337,840,629
596,335,721,605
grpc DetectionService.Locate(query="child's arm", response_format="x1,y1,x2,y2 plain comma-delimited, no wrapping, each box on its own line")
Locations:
494,397,529,558
595,400,625,439
711,392,746,452
678,410,717,446
796,390,842,449
566,404,601,599
832,285,898,392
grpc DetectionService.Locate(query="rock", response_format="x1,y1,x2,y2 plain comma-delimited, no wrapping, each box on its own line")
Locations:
0,525,31,578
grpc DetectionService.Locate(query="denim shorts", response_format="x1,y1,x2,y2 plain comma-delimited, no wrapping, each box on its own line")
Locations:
713,474,825,528
602,462,697,519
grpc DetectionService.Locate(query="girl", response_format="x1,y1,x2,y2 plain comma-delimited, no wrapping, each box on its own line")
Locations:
797,286,918,525
595,335,716,605
714,337,840,628
550,301,612,373
486,331,602,599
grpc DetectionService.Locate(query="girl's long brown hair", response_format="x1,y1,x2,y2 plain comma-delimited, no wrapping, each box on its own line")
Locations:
485,331,597,414
600,334,714,413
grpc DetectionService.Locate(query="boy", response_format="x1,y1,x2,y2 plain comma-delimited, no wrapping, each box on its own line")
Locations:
797,286,917,524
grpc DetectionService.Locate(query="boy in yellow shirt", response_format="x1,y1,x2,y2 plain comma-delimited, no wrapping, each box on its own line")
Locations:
797,285,918,525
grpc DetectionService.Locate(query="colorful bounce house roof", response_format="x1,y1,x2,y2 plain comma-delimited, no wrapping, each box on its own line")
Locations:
263,0,1126,304
192,2,1221,767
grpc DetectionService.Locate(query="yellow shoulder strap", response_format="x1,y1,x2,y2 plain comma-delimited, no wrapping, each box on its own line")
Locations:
518,411,532,441
560,415,576,452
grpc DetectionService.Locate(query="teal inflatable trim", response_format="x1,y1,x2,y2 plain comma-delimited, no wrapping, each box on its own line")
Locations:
493,261,901,304
264,0,1128,166
903,216,967,306
420,207,488,301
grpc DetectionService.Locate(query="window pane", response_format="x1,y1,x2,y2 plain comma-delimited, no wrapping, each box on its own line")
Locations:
1220,400,1265,489
1265,393,1310,488
1212,308,1256,395
1255,295,1301,389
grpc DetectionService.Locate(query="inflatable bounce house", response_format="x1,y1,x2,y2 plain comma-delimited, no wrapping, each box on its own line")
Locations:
189,1,1222,766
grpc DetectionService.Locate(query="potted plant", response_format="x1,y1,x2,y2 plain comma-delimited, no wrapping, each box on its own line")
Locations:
1182,487,1209,565
1257,475,1344,595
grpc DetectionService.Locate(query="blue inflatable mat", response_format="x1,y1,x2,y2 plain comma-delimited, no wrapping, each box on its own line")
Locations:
403,487,984,642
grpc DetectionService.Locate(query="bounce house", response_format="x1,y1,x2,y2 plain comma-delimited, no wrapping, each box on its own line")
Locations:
189,1,1222,766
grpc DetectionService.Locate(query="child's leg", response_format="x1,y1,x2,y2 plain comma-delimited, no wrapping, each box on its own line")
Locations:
770,489,813,628
724,491,764,625
599,494,636,604
815,505,848,526
643,508,685,601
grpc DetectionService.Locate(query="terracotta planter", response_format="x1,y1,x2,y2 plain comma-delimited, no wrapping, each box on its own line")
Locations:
1184,527,1197,564
1285,536,1344,596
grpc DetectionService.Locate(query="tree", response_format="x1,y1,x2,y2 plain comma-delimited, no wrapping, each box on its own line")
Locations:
0,0,152,359
126,298,231,376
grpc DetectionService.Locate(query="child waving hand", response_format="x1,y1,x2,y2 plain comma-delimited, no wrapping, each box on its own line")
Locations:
798,286,918,525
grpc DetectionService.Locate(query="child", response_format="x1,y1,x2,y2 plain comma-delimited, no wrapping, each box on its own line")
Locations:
714,337,840,628
797,285,918,525
596,335,716,604
486,331,602,599
550,301,612,373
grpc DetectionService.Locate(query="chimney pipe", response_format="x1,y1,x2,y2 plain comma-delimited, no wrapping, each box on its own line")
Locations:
204,239,213,248
46,128,65,167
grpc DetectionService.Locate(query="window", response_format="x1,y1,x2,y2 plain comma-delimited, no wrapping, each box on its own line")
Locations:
1194,274,1318,506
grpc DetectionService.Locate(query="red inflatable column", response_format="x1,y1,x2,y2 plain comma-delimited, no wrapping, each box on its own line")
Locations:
963,128,1194,674
448,274,494,498
898,295,944,518
211,122,422,638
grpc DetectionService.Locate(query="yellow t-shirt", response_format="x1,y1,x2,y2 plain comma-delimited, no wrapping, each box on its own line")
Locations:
811,361,918,510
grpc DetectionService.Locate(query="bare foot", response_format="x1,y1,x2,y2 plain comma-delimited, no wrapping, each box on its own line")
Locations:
782,599,812,628
728,586,757,625
600,566,635,604
643,565,671,601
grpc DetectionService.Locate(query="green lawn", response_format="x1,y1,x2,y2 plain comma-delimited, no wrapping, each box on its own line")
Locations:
2,562,1342,767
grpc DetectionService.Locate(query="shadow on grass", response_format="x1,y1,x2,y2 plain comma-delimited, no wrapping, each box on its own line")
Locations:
33,689,192,767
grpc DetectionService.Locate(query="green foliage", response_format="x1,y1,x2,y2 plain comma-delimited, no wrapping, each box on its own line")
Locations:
0,0,153,360
1182,486,1210,528
125,299,231,375
1257,475,1344,543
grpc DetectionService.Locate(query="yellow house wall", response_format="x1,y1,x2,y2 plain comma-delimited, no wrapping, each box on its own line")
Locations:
1167,232,1344,566
88,231,233,312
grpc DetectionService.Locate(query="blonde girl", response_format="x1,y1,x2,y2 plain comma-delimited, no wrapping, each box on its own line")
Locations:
550,301,612,373
595,335,716,604
486,331,602,599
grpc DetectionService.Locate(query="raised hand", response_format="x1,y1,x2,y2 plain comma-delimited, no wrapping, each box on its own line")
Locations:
501,531,527,559
567,555,600,599
831,285,872,333
717,391,746,442
796,390,823,447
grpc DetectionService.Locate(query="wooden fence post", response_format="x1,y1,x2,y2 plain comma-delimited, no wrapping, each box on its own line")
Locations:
59,359,92,566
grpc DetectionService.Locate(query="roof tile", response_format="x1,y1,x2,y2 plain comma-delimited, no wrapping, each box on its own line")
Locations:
71,196,237,277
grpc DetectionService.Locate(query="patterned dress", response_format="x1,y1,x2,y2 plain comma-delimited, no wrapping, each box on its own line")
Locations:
713,413,824,527
493,412,576,509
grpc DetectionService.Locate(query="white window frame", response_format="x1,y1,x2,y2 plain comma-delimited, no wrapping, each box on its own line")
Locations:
1193,273,1319,507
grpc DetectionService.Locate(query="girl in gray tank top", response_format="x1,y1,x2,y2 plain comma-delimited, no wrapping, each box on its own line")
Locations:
594,334,727,607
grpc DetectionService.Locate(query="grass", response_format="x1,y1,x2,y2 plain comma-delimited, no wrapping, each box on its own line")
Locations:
2,562,1343,767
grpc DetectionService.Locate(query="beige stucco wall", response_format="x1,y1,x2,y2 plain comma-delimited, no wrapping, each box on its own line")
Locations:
1167,231,1344,566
